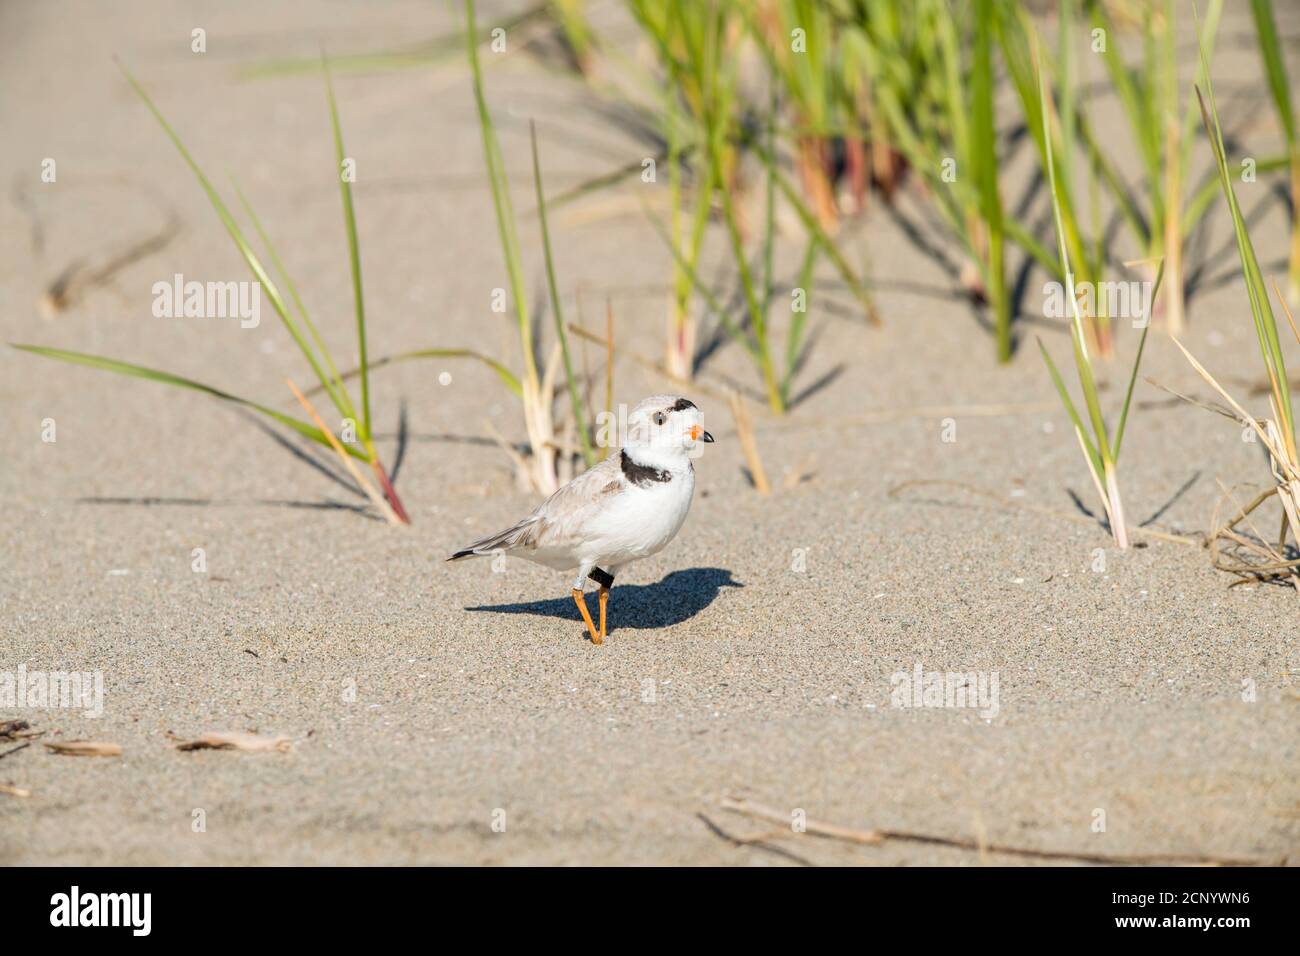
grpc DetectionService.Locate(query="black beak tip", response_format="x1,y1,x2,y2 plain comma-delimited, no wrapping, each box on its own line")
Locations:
702,431,715,443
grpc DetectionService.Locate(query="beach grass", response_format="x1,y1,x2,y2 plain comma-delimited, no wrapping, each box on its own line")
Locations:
1166,18,1300,584
13,59,411,524
1249,0,1300,303
1033,35,1157,550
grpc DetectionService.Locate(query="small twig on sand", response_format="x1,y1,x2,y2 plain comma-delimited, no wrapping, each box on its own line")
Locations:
696,813,815,867
0,742,32,762
723,796,881,845
721,796,1278,866
0,784,31,798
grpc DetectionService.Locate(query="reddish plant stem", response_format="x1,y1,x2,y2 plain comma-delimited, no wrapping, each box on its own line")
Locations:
797,135,838,232
371,460,410,524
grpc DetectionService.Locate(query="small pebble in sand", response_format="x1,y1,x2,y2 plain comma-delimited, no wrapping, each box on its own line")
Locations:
439,372,452,386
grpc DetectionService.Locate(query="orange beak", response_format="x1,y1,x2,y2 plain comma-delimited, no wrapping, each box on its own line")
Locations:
688,425,715,442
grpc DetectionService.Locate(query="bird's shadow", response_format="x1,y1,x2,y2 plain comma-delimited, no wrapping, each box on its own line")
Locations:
466,567,742,634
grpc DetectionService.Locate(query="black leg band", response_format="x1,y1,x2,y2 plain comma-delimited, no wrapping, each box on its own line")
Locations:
588,567,615,589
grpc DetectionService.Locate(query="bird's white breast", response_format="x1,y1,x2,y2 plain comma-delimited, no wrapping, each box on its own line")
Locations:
584,466,695,566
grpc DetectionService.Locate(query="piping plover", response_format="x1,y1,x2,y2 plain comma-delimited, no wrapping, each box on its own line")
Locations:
449,395,713,644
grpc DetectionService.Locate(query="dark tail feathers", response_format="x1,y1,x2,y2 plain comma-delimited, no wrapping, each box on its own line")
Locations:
446,517,539,562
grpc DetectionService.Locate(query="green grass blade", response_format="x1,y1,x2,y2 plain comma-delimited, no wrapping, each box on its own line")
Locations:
1180,0,1224,170
752,138,877,324
760,87,778,318
118,62,354,436
11,344,363,458
233,181,355,424
1184,154,1288,232
972,0,1008,361
1036,336,1103,477
322,55,372,442
1111,260,1163,462
1057,0,1077,204
782,235,819,404
530,122,594,467
1088,0,1161,227
1037,34,1112,463
1249,0,1300,298
1074,114,1152,250
1195,28,1295,444
1003,217,1065,279
716,164,782,413
643,206,759,363
465,0,537,389
1250,0,1295,145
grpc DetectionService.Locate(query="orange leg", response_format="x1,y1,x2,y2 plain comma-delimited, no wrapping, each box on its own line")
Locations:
572,588,602,645
598,586,610,642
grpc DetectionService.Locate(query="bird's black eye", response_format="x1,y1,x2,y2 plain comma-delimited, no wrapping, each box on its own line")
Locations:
653,411,667,426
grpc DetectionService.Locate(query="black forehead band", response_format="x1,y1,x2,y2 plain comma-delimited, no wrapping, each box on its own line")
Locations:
670,398,697,412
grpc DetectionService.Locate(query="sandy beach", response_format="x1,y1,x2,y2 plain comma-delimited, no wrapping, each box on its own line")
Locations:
1,0,1297,865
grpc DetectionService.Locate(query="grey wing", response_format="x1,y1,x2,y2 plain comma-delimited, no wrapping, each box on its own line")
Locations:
448,456,624,559
525,455,626,551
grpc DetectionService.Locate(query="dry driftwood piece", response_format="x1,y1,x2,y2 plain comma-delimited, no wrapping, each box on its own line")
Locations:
0,784,32,798
44,741,122,757
173,731,291,753
720,796,1276,866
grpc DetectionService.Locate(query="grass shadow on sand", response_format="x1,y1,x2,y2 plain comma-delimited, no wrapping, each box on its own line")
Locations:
466,567,742,633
